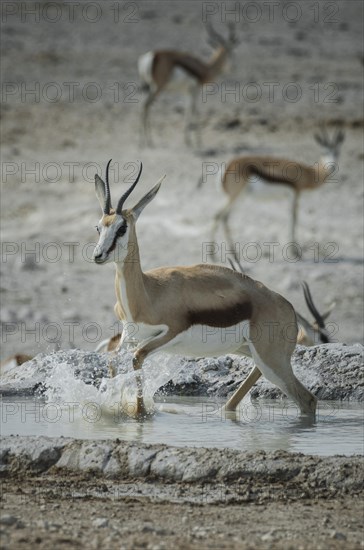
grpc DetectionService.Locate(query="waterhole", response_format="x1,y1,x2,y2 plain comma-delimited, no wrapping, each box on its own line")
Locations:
1,395,362,456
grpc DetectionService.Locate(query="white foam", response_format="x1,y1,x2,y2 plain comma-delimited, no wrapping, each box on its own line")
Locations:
42,353,185,418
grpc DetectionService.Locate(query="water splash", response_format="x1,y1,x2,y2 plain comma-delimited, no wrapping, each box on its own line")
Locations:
42,351,185,418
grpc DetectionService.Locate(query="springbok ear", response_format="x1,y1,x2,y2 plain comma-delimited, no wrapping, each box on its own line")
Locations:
131,175,166,220
95,174,106,212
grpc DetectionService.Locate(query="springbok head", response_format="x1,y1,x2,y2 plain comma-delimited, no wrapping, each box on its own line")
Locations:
93,160,164,265
314,125,345,161
205,22,239,52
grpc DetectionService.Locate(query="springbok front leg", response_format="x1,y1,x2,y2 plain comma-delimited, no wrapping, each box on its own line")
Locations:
132,330,178,415
222,212,241,263
185,83,201,148
210,200,235,262
140,89,158,147
290,190,300,243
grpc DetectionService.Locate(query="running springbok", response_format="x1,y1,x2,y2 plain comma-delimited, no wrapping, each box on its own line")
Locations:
96,280,334,351
92,160,317,416
200,126,345,252
138,23,238,147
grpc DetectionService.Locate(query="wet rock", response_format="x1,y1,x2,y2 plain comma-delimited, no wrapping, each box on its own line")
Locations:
0,349,129,396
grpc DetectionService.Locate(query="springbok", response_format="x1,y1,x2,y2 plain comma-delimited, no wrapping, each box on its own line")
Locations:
138,23,238,147
96,280,334,351
296,281,334,346
200,127,345,254
92,160,317,416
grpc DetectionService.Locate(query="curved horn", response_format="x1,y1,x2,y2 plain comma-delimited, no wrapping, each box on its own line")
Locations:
302,281,326,329
334,127,345,146
103,159,112,215
116,162,143,215
205,22,227,47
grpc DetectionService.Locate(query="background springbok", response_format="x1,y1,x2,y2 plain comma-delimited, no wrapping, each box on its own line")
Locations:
297,281,335,346
200,127,345,253
92,160,316,416
138,23,238,147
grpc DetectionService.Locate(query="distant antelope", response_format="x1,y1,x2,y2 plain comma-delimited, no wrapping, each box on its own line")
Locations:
297,281,335,346
200,127,345,254
92,160,316,416
138,23,238,147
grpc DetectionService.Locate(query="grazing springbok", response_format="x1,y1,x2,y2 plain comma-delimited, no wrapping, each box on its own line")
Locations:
200,127,345,254
296,281,334,346
92,160,317,416
138,23,238,147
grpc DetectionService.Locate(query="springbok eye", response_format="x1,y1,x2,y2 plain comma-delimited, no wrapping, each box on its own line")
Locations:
95,225,100,234
116,223,127,237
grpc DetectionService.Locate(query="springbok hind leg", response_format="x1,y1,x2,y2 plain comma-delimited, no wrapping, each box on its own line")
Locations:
140,90,158,147
224,365,262,411
249,342,317,416
222,213,240,263
290,191,300,243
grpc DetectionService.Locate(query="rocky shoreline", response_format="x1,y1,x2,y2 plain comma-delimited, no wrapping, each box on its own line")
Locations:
1,343,363,401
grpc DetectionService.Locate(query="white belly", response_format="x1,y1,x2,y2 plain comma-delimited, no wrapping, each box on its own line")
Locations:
121,318,250,359
248,175,292,199
164,67,194,93
158,321,250,358
121,321,168,348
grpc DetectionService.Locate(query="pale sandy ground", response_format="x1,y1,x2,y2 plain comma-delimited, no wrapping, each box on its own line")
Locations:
0,3,363,548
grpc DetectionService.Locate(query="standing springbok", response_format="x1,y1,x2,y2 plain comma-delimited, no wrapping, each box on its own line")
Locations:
201,127,345,253
92,160,317,416
138,23,238,147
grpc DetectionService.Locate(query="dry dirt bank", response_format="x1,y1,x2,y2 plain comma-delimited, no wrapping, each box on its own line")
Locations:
1,434,363,550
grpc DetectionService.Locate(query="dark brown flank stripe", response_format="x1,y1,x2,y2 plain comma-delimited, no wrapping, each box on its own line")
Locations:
153,52,207,82
248,164,299,189
188,300,253,328
174,54,207,81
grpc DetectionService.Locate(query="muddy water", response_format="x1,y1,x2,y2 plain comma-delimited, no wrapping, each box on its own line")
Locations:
1,396,362,456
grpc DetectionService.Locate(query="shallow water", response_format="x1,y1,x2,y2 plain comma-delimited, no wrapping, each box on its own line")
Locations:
1,395,363,456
